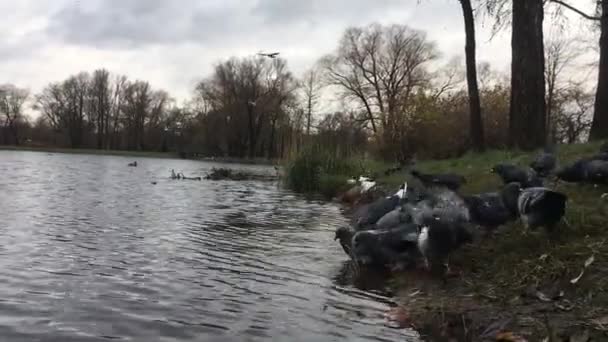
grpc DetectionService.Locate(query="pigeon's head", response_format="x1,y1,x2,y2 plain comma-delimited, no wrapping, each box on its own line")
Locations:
334,226,354,242
395,182,408,199
490,164,504,175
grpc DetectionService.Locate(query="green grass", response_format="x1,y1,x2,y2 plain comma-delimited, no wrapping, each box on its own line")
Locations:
288,141,608,337
0,145,180,159
369,141,608,339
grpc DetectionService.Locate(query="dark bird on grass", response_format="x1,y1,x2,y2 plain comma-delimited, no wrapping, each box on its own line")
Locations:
491,163,543,188
590,152,608,162
411,169,467,191
351,223,420,268
257,52,280,58
600,141,608,154
462,187,519,232
416,208,474,275
355,183,407,228
400,187,473,274
504,183,568,233
530,146,557,177
557,159,608,184
128,161,137,167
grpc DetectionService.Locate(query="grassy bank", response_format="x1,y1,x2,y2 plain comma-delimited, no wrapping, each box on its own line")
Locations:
0,145,182,159
379,141,608,340
290,141,608,340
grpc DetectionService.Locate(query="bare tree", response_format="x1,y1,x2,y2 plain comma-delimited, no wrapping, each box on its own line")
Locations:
89,69,111,149
322,23,437,158
509,0,546,150
194,56,296,158
590,0,608,140
459,0,485,151
109,75,128,149
545,36,583,142
554,83,594,143
0,84,29,145
300,69,323,135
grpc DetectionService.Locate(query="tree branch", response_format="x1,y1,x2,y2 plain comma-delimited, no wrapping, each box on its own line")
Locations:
549,0,601,21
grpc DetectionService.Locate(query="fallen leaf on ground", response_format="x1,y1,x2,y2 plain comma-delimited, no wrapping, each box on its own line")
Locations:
590,315,608,329
384,307,411,329
584,255,595,268
535,291,552,302
495,331,528,342
571,255,595,284
539,254,549,261
480,318,513,339
554,299,574,311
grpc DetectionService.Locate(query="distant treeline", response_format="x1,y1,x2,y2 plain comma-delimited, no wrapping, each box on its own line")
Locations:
1,0,606,160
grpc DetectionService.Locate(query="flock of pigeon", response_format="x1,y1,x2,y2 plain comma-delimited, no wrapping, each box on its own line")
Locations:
334,143,608,276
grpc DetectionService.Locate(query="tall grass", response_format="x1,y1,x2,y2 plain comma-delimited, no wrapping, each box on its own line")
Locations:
284,144,370,198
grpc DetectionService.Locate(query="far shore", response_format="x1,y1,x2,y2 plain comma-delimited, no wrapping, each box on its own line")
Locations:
0,145,278,165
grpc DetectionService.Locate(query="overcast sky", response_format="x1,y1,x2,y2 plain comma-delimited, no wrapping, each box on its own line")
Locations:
0,0,597,107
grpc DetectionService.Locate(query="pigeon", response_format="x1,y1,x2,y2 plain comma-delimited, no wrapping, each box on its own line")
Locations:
462,189,518,232
591,152,608,162
530,146,557,177
505,183,568,233
491,164,543,188
334,226,356,256
557,159,608,184
355,183,407,228
399,187,473,274
411,169,467,191
351,223,420,268
585,160,608,184
600,141,608,154
416,211,474,275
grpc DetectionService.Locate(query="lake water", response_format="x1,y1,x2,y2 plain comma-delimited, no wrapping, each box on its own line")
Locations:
0,151,419,342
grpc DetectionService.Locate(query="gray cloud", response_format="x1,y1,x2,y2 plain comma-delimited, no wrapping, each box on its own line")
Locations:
47,0,249,48
0,0,543,105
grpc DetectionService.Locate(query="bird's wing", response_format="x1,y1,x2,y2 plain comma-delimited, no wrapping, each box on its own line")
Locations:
519,187,548,214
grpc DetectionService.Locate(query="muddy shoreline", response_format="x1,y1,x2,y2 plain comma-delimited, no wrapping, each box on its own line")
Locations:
334,185,608,342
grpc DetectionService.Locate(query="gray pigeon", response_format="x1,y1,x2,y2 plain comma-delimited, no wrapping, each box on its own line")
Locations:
557,158,608,184
351,223,420,268
462,188,518,232
530,146,557,177
504,183,568,233
355,183,407,228
334,226,356,256
491,163,543,188
401,187,474,274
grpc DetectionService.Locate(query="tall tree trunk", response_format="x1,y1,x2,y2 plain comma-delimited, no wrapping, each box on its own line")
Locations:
460,0,485,152
510,0,546,150
306,96,312,136
590,1,608,140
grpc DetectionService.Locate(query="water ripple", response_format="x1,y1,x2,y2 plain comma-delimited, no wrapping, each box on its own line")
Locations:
0,151,419,341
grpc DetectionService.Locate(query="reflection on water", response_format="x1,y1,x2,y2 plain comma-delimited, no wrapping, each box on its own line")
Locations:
0,151,419,341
